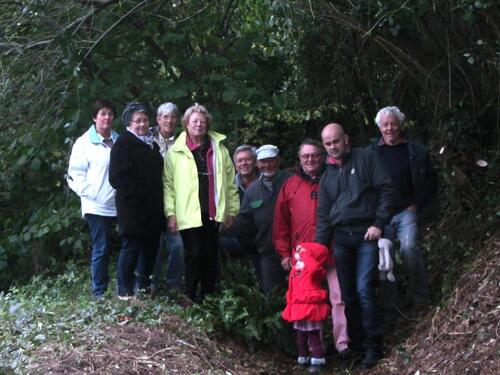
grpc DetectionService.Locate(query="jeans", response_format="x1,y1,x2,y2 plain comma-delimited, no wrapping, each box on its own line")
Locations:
334,230,383,354
384,209,429,303
149,231,185,290
84,214,115,297
117,234,160,296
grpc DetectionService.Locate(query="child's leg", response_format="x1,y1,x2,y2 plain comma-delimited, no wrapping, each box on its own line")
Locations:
308,330,325,360
296,329,309,357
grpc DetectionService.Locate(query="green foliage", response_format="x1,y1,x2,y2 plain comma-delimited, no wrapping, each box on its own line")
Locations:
0,0,498,300
0,262,183,373
184,260,294,354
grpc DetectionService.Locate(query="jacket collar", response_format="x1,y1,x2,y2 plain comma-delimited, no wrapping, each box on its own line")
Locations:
88,124,118,144
375,135,408,146
235,170,261,191
152,126,175,142
297,165,323,183
170,130,226,152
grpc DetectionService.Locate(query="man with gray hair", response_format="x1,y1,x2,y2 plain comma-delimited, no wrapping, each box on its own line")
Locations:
369,106,438,310
219,144,261,279
137,102,185,294
233,144,260,200
232,144,292,293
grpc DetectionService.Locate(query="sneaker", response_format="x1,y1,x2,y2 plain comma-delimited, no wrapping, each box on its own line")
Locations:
310,357,326,365
117,295,135,301
297,356,310,365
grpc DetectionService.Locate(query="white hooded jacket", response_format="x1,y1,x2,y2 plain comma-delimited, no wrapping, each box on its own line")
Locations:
67,125,118,217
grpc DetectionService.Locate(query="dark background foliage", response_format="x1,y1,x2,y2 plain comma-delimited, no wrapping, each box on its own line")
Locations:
0,0,498,293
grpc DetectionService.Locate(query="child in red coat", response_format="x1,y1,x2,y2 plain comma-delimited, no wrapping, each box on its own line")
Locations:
282,242,331,372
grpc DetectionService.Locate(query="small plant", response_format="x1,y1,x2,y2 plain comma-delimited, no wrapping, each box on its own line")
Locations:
184,259,294,354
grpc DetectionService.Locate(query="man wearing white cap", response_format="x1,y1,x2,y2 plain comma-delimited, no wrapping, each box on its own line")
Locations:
233,144,292,293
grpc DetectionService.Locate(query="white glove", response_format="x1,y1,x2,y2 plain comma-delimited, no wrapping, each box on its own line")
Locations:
378,238,395,282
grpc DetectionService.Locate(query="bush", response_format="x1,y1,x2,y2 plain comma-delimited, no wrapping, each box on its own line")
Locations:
184,259,295,355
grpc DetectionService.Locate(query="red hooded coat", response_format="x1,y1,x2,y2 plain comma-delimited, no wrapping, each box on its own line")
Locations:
282,242,331,322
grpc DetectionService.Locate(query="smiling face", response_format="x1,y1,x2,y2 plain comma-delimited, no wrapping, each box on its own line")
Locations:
321,124,349,160
157,111,177,139
185,111,208,140
234,150,257,178
93,107,114,137
257,157,280,178
379,113,403,145
299,144,324,177
128,111,149,136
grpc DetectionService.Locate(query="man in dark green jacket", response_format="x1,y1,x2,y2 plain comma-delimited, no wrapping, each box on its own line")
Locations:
316,123,398,369
233,144,292,293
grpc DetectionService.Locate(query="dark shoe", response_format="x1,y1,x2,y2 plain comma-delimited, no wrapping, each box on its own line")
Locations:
338,348,352,361
360,352,383,369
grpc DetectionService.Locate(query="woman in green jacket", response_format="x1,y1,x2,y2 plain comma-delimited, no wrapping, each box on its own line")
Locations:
164,103,239,302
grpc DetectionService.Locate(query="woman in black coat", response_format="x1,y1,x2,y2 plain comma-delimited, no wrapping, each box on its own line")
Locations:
109,102,164,299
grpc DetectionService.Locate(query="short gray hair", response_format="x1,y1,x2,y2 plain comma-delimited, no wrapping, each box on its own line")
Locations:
375,106,406,128
157,102,178,116
233,144,257,162
182,103,213,128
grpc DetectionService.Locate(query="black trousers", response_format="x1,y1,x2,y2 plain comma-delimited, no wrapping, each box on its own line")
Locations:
180,214,219,302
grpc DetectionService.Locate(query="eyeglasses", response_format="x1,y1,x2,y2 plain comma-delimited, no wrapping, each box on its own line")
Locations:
131,119,149,125
299,153,323,160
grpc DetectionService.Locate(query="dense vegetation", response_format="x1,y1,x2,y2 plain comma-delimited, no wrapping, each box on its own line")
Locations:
0,0,498,322
0,1,498,373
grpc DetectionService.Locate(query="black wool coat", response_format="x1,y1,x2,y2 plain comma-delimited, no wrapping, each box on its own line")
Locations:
109,131,165,236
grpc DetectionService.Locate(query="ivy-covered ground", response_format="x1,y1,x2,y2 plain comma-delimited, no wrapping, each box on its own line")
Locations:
1,236,498,375
0,263,286,374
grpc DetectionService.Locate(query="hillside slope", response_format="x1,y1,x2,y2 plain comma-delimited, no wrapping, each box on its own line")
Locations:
370,236,499,375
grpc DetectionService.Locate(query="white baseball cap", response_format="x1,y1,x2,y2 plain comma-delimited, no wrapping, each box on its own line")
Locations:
256,144,279,160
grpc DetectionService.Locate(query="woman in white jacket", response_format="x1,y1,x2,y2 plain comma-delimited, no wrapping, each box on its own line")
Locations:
67,99,118,298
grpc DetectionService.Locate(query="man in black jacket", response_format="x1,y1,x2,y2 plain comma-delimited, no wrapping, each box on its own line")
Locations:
370,106,438,307
316,123,398,369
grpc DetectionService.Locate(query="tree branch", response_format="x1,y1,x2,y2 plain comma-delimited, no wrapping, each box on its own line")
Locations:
82,0,150,60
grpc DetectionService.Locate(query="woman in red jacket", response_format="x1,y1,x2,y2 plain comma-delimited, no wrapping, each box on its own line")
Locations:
282,242,331,373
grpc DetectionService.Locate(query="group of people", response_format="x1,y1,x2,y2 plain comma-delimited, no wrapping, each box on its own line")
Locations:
67,100,437,372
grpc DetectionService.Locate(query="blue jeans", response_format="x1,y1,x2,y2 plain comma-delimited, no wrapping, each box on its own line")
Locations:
334,230,383,354
151,231,185,290
118,234,160,296
384,209,429,303
84,214,115,297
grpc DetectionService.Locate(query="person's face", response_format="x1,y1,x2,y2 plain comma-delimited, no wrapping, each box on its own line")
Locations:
379,113,403,145
257,157,280,178
93,107,114,136
157,111,177,138
235,150,257,177
186,111,207,139
322,128,349,159
128,112,149,136
299,144,324,177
